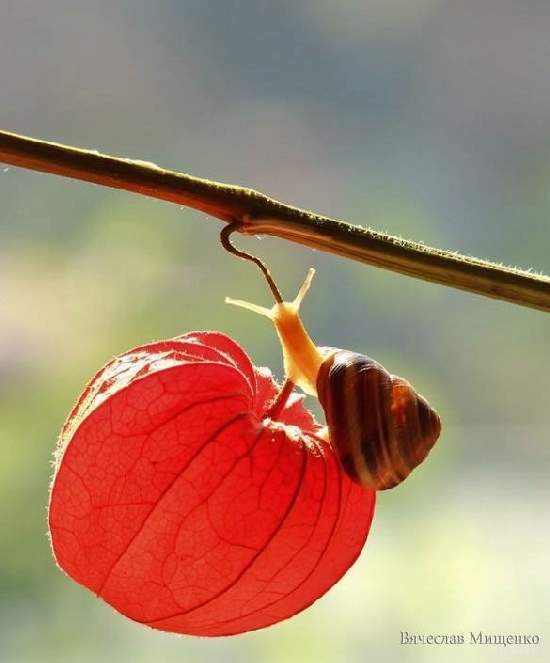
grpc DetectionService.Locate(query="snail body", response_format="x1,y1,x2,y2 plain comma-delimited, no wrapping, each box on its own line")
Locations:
226,267,441,491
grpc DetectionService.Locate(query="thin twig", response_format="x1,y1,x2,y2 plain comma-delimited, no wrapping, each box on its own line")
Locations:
1,129,549,312
220,221,283,303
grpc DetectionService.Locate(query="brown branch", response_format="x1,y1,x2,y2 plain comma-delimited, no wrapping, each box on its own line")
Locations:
1,129,549,312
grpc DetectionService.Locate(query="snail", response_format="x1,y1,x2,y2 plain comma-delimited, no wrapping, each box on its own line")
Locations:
221,222,441,490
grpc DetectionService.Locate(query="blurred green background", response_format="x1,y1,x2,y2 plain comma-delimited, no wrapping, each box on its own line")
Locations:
1,2,549,662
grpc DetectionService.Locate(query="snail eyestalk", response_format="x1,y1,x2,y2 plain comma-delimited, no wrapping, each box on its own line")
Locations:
224,297,273,319
224,268,315,320
293,267,315,307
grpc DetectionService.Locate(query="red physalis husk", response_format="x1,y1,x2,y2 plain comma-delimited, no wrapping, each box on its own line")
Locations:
49,331,375,636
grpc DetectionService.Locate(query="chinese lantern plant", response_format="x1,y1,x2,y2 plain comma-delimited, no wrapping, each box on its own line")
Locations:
49,224,441,636
48,330,376,636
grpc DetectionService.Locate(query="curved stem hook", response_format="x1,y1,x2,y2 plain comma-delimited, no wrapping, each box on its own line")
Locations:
220,220,284,304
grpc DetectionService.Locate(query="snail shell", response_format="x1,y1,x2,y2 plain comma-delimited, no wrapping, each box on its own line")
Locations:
317,350,441,490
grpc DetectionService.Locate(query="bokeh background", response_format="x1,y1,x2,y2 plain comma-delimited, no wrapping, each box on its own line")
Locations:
1,1,549,662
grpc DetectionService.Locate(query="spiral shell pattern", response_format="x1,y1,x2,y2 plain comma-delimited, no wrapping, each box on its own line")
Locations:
317,351,441,490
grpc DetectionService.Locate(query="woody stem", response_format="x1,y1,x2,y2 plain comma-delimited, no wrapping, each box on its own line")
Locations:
1,129,549,312
265,379,295,420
